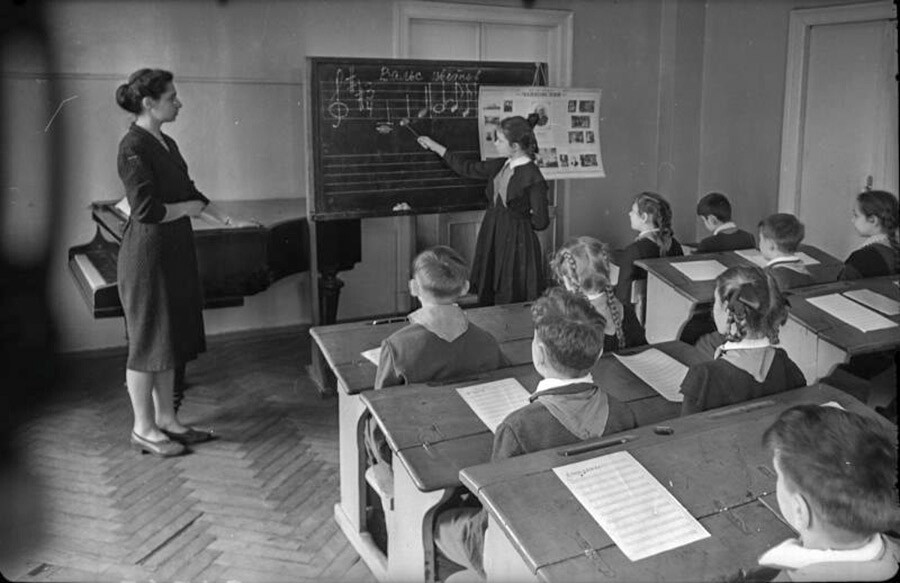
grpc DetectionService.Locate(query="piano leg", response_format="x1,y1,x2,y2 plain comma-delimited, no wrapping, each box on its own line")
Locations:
308,268,344,398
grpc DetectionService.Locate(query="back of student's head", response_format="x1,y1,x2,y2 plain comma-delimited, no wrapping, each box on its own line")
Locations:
763,404,900,536
715,265,789,344
634,191,675,254
759,213,805,253
412,246,468,300
531,287,606,376
550,237,628,347
500,115,539,159
696,192,732,222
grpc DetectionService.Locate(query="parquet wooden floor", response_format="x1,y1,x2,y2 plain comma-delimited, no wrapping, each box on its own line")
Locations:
1,329,377,583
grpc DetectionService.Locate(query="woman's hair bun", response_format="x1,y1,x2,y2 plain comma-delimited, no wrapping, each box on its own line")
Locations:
115,68,174,115
526,112,540,128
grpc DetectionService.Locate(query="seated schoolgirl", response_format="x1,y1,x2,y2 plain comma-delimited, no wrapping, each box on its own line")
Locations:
680,265,807,415
615,191,684,314
549,236,647,352
841,189,899,280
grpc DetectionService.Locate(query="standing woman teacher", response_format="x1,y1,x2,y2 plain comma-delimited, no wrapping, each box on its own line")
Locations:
115,68,250,457
418,114,549,305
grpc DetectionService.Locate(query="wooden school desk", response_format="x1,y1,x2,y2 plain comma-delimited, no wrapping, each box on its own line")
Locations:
361,341,706,582
461,384,895,582
636,245,842,344
309,301,535,581
780,276,900,382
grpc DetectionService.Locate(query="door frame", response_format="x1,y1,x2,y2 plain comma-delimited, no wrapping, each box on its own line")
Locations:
777,1,896,213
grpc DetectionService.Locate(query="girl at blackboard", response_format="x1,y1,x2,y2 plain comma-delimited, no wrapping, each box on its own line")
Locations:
418,114,550,306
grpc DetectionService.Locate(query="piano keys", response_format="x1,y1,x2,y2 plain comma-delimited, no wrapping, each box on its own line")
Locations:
68,198,316,318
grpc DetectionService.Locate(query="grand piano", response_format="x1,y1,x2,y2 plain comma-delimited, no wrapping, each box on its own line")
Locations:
68,198,360,320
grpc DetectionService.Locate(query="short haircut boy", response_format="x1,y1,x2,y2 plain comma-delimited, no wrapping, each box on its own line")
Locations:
759,213,805,253
763,404,900,535
697,192,732,222
532,286,606,376
413,245,468,299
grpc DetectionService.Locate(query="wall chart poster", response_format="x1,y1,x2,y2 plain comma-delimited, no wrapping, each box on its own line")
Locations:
478,86,605,180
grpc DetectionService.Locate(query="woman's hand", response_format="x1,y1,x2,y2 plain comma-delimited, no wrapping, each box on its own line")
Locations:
183,200,207,217
417,136,446,156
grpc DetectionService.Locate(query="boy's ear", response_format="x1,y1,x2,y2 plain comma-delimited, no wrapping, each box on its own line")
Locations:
793,491,813,531
408,277,419,298
460,280,470,297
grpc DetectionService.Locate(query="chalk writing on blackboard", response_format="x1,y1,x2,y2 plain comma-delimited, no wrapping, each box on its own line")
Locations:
308,57,544,220
322,66,482,130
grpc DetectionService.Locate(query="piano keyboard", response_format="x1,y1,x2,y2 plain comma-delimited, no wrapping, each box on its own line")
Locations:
73,253,108,291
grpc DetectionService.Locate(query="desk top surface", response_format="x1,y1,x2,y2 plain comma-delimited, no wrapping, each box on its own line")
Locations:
363,341,705,492
310,302,536,394
785,276,900,354
635,246,842,303
460,384,893,582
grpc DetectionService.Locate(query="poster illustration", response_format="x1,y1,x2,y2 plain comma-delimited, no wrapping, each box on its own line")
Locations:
478,86,604,180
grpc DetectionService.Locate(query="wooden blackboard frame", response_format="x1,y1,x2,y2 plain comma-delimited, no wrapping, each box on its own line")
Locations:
307,56,546,221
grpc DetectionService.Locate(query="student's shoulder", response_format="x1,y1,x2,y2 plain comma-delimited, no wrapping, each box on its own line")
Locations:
514,161,547,182
384,322,432,346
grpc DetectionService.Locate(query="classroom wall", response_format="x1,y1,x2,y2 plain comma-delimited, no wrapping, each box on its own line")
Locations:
696,0,875,240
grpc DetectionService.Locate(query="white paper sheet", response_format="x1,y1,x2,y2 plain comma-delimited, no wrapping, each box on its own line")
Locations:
613,349,688,402
842,288,900,316
734,249,820,267
456,378,531,433
807,293,898,332
553,451,710,562
670,260,728,281
609,263,619,285
361,347,381,365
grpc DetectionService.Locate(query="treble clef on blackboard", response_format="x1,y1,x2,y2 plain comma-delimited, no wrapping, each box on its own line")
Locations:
327,68,350,128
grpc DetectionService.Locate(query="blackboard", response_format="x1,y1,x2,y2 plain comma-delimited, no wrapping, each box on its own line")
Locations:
308,57,545,220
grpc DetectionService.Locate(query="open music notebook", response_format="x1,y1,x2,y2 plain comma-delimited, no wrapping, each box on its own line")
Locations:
613,349,688,402
360,347,381,365
842,288,900,316
807,293,898,332
671,260,728,281
553,451,710,561
456,378,531,433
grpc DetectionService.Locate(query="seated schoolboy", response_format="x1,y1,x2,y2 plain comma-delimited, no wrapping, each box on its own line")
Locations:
731,404,900,582
615,191,684,311
841,189,899,280
680,265,806,415
758,213,814,291
696,192,756,253
366,246,506,490
549,236,647,352
433,287,637,580
374,245,506,390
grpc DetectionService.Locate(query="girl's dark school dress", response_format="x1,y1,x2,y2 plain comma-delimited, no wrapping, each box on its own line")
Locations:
614,235,684,305
117,124,208,371
442,152,550,306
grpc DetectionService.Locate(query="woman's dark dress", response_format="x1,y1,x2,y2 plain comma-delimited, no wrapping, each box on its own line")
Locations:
442,152,549,305
117,124,208,371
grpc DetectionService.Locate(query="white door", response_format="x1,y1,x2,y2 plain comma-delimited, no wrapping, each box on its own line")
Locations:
396,2,573,289
780,3,898,259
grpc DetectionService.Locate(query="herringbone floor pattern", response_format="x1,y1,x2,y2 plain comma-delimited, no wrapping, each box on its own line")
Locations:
2,330,376,582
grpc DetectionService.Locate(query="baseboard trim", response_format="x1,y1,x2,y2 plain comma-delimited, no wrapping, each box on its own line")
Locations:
60,323,312,361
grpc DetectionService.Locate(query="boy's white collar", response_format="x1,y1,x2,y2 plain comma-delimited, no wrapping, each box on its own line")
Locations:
766,255,801,267
637,227,660,240
759,535,883,569
713,221,737,235
535,373,594,394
